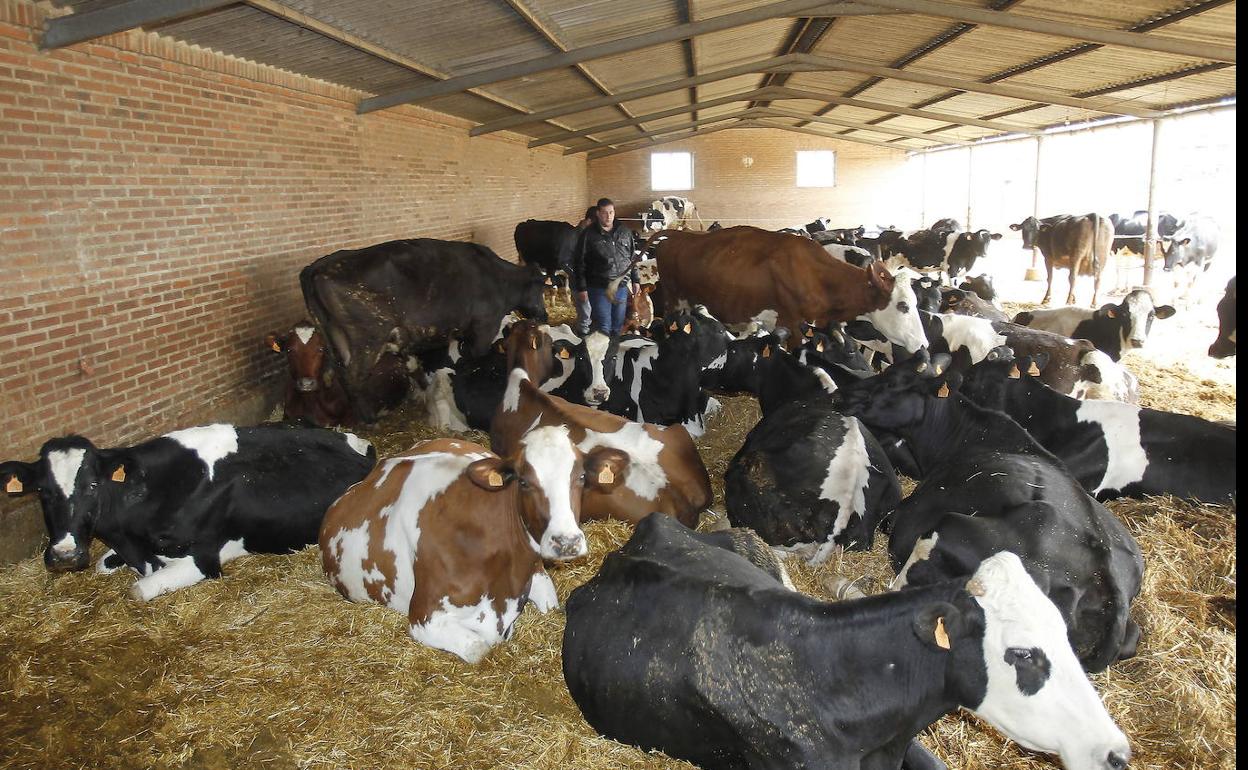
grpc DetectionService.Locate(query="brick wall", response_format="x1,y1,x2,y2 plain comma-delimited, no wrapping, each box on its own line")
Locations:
0,0,586,563
587,127,920,232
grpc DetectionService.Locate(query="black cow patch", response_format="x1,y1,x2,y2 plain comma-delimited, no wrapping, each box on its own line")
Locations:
1004,646,1052,695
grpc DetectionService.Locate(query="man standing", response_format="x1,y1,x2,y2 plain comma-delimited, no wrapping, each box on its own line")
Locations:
571,205,598,336
573,198,641,336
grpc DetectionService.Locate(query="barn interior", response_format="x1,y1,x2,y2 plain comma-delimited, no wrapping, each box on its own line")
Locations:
0,1,1236,768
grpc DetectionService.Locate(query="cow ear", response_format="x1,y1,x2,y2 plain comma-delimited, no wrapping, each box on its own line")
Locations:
584,448,629,491
1097,303,1117,319
1,461,36,496
1009,223,1022,231
913,602,963,651
867,262,894,290
264,332,285,353
990,232,1003,240
1154,305,1177,320
466,458,515,492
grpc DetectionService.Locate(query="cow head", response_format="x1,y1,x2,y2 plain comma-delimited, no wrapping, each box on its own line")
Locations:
922,552,1130,770
1073,350,1138,403
911,276,942,314
834,350,944,432
1209,277,1236,358
959,274,997,303
505,320,556,384
467,426,628,560
265,322,328,393
3,436,132,573
515,265,551,323
1101,290,1175,352
1161,236,1193,272
858,266,927,355
1010,217,1041,250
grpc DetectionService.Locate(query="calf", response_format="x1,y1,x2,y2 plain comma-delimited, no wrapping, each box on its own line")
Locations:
1010,214,1113,306
958,353,1236,503
911,275,942,313
725,398,900,561
2,425,375,600
958,273,998,303
702,334,838,415
265,322,354,427
946,229,1003,279
564,514,1131,770
321,434,627,663
491,322,713,528
1209,277,1236,358
834,357,1145,672
1013,289,1176,361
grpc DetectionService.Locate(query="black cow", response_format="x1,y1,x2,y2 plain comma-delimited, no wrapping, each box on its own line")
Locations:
796,323,872,373
1109,211,1179,256
940,288,1008,322
301,239,548,423
701,334,838,416
1012,289,1176,361
564,514,1131,770
930,217,961,232
946,229,1003,279
957,273,998,303
1,425,376,600
834,356,1145,672
514,219,578,279
725,398,900,559
1210,277,1236,358
911,275,942,313
958,353,1236,503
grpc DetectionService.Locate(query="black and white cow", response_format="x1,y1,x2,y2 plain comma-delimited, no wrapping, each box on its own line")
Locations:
725,397,900,561
701,334,838,416
888,229,1001,281
958,274,998,304
803,216,832,235
1,425,376,600
1012,289,1176,361
857,228,905,261
564,514,1132,770
930,217,961,233
1109,210,1179,256
957,353,1237,503
796,323,873,373
821,242,876,268
946,229,1003,280
940,288,1008,322
834,356,1145,673
1163,215,1220,298
911,275,942,313
1209,277,1236,358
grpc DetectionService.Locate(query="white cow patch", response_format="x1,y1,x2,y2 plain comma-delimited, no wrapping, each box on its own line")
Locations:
218,537,249,563
705,352,727,370
129,554,206,601
891,532,939,590
294,324,315,345
625,345,660,421
1073,350,1137,403
502,369,527,414
1076,400,1148,495
428,369,470,431
859,271,927,354
578,423,668,501
936,313,1007,363
520,426,586,559
542,324,581,345
343,433,372,456
326,520,390,604
817,417,871,546
583,332,613,404
164,424,239,482
96,549,124,574
47,448,86,499
528,571,559,613
51,532,78,556
410,594,523,664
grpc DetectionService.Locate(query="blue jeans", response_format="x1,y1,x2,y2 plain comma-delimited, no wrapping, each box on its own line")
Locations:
574,291,592,336
588,284,629,336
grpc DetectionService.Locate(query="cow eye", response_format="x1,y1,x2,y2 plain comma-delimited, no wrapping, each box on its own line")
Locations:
517,477,529,489
88,480,99,490
897,302,910,313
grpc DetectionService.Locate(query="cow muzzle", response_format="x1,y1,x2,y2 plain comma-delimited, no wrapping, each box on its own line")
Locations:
295,377,319,392
547,533,588,560
44,547,90,573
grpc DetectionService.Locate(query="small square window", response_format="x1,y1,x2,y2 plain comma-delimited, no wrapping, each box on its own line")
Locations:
651,152,693,191
796,150,835,188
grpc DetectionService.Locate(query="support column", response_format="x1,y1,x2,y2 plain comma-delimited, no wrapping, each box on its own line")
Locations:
1143,118,1162,288
965,146,974,230
1024,135,1044,281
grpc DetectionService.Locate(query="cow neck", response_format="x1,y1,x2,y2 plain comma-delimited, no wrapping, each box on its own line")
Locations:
904,393,1044,473
997,377,1078,444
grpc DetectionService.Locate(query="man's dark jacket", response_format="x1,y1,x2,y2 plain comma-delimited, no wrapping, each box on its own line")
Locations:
572,223,641,292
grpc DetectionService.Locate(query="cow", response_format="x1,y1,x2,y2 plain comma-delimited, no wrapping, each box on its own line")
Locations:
1,425,376,600
911,275,942,313
491,322,713,528
653,226,927,355
930,217,961,232
1163,216,1220,299
1210,277,1236,358
834,355,1145,673
724,397,900,562
563,514,1132,770
957,352,1237,503
265,321,354,427
946,229,1003,280
641,196,703,231
822,242,876,268
513,219,579,282
1010,214,1113,306
300,239,548,423
1012,289,1176,361
795,323,872,374
958,273,999,304
891,228,1002,282
857,227,905,261
319,434,629,663
1109,210,1179,256
803,216,832,235
701,333,838,416
940,288,1008,322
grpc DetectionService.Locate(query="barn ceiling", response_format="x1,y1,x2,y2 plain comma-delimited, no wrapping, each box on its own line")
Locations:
43,0,1237,155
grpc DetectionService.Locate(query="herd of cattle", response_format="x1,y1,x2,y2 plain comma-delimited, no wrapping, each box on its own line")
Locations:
0,208,1237,770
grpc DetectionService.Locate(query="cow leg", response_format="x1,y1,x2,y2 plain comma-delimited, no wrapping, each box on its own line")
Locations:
1041,261,1055,305
900,740,949,770
129,552,218,601
1066,260,1080,305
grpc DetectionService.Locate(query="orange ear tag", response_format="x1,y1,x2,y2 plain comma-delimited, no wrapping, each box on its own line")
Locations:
5,477,22,494
1027,361,1041,376
558,348,571,359
816,342,825,352
669,321,678,332
761,346,771,358
935,617,951,649
270,341,282,353
598,466,615,484
682,323,692,334
111,466,126,483
936,382,950,398
487,470,504,488
1008,365,1021,379
805,328,814,337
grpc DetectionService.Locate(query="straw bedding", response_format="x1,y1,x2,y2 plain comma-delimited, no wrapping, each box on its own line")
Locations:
0,294,1234,769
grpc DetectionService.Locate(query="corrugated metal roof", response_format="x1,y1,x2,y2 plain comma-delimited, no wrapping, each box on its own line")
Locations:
43,0,1235,151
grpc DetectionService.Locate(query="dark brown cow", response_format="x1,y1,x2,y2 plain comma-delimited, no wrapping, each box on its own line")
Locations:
265,322,354,427
320,435,627,663
491,321,712,528
651,226,898,333
1010,214,1112,306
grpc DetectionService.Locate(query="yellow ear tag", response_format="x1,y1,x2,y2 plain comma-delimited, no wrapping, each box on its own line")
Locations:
935,617,951,650
597,466,614,484
1008,364,1021,379
111,466,126,483
682,323,692,334
934,364,942,375
530,336,538,350
558,348,571,359
816,342,825,352
487,470,504,488
936,382,950,398
1106,308,1116,318
270,341,282,353
5,477,22,494
761,346,771,358
1028,361,1041,376
669,321,678,332
805,328,814,337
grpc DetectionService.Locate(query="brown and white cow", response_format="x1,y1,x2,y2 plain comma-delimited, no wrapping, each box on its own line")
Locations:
265,322,354,427
1010,214,1113,306
320,435,628,663
491,321,712,528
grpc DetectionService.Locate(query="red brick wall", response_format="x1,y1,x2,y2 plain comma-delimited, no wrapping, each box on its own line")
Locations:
0,0,585,560
587,127,919,232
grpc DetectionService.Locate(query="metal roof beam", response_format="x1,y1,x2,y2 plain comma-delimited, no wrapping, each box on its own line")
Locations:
748,118,925,148
358,0,900,113
846,0,1235,63
471,55,805,137
770,86,1038,133
564,110,757,154
40,0,236,49
790,53,1163,117
585,120,748,161
761,105,971,143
